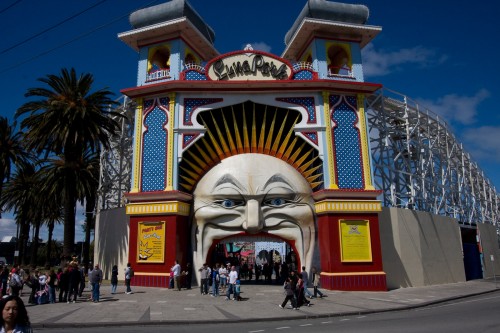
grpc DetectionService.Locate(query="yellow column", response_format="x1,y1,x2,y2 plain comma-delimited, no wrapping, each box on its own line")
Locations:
131,98,143,193
165,92,176,191
357,94,375,190
322,91,338,189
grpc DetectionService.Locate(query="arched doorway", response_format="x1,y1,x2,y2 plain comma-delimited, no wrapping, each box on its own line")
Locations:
207,234,299,285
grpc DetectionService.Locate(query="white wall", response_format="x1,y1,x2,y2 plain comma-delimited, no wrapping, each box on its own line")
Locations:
379,207,466,289
478,222,500,279
94,207,129,281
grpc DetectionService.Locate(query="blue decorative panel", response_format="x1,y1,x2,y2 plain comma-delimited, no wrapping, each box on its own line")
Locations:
293,70,313,80
331,95,363,189
302,131,318,145
142,106,168,192
182,133,199,148
185,70,207,81
183,98,223,125
276,97,316,124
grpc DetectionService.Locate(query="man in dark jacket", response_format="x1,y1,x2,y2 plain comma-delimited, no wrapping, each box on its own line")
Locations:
67,264,81,303
90,264,103,302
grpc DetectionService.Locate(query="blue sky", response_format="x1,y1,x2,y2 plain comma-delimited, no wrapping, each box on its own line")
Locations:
1,0,499,242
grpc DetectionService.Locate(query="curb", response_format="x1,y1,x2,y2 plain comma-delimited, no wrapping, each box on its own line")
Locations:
31,288,500,329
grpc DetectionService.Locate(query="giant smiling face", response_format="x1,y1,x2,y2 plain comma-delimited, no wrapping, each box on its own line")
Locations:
192,154,315,283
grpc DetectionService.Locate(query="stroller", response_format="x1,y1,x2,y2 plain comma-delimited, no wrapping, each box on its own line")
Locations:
35,284,49,305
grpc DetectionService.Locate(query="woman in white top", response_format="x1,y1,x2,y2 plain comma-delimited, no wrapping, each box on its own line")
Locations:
218,265,228,293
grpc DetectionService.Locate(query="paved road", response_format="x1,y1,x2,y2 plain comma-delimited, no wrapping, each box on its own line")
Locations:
35,292,500,332
21,278,499,329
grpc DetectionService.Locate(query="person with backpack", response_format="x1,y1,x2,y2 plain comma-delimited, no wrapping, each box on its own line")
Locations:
124,262,133,294
8,268,23,297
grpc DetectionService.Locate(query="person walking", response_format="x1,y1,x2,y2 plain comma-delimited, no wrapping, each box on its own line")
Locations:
225,266,238,301
90,264,103,302
111,265,118,294
300,266,314,299
279,277,298,310
124,263,133,294
296,275,311,307
311,267,325,298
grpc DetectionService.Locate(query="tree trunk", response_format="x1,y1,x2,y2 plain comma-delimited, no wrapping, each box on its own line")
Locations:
83,195,96,272
19,218,31,265
45,221,54,268
63,169,77,259
30,220,41,267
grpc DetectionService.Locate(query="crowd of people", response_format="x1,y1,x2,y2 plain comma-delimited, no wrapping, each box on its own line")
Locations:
190,261,326,309
0,259,106,306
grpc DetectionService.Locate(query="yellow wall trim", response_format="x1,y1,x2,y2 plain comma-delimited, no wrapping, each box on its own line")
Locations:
126,201,190,216
315,200,382,213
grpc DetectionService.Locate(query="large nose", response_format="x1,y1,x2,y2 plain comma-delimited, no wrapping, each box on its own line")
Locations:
243,199,264,234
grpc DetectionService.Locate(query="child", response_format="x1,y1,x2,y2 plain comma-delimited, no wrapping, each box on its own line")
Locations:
235,279,242,301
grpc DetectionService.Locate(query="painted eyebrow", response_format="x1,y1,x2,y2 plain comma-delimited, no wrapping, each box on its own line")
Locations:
212,174,246,192
262,174,295,192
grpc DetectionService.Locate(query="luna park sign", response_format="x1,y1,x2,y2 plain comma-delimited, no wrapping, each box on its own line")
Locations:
207,51,292,81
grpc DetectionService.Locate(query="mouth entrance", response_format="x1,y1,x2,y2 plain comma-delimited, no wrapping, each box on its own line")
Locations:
206,233,300,284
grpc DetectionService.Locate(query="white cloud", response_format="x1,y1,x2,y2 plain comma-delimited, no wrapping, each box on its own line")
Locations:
362,43,447,77
462,126,500,163
0,217,17,241
416,89,490,125
241,42,272,53
0,203,86,243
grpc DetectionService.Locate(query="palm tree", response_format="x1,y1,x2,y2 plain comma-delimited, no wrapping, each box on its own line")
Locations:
0,117,31,218
15,68,122,259
0,164,37,265
29,163,64,267
41,150,99,268
75,150,100,270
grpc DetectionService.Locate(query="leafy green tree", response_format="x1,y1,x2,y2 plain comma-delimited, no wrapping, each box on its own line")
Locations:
16,68,122,258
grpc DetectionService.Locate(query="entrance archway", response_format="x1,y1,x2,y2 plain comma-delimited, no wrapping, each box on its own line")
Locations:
207,234,299,284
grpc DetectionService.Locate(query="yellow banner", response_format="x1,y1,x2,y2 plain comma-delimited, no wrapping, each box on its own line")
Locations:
339,220,372,262
137,221,165,263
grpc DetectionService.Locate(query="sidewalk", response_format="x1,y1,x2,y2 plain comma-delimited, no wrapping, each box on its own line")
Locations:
22,278,499,329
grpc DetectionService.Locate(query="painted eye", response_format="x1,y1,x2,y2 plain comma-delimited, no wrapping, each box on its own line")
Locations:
214,199,244,208
264,198,288,207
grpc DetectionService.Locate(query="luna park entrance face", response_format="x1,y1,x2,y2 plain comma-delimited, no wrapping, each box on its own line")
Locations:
191,154,316,283
208,235,300,284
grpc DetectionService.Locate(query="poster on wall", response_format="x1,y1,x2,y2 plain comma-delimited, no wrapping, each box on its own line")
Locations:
339,220,372,262
137,221,165,263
